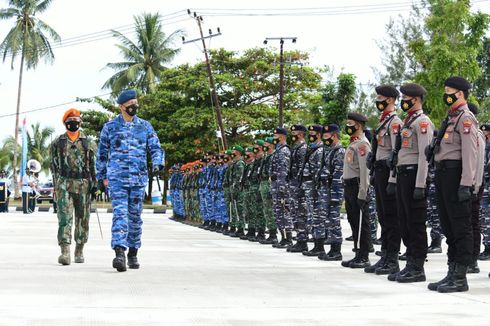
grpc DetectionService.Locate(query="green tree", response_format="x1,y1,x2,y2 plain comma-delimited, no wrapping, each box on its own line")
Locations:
0,136,21,174
26,122,54,174
79,109,112,140
0,0,60,197
102,12,183,95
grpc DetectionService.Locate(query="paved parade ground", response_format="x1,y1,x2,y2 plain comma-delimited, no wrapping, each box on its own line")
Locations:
0,210,489,325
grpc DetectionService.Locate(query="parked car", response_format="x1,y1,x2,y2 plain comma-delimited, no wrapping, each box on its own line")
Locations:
37,181,54,204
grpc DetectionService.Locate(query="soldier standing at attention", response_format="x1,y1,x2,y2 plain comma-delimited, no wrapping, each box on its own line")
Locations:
428,77,478,292
479,123,490,261
241,147,256,240
259,137,279,245
270,128,293,248
287,125,308,251
50,108,97,265
365,85,403,276
249,140,266,242
229,146,246,238
96,90,164,272
341,113,372,269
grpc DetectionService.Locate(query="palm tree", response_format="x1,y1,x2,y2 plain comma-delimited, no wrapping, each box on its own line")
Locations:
102,12,182,95
27,123,54,174
0,136,21,175
0,0,60,197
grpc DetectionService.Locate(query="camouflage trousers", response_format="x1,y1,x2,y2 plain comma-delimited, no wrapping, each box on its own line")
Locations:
317,182,342,244
110,186,145,249
215,190,228,224
271,180,292,231
192,189,201,222
206,188,215,221
368,186,378,241
290,181,308,240
56,182,91,246
199,189,208,221
302,181,321,241
481,186,490,247
245,184,264,229
229,189,246,229
427,182,443,240
259,181,277,230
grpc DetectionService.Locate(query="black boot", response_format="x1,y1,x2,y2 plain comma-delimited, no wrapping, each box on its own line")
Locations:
274,231,293,249
221,224,230,235
272,230,286,248
207,220,217,231
127,248,140,269
318,243,342,261
437,263,469,293
427,238,442,254
231,227,244,238
112,246,127,272
345,235,354,241
375,249,386,257
199,220,209,229
368,242,375,253
341,252,359,268
396,257,426,283
388,256,411,281
373,237,383,246
478,246,490,260
214,222,223,233
241,227,254,240
260,229,278,245
252,228,266,242
375,251,400,275
303,238,325,256
364,253,386,273
467,259,480,274
226,226,236,236
287,240,308,253
349,251,371,269
428,261,455,291
399,251,407,261
247,227,257,241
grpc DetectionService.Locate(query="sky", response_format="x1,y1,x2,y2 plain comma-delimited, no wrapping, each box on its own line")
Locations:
0,0,489,144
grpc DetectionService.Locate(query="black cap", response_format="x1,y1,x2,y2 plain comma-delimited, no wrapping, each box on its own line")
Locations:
324,124,340,133
274,127,288,135
375,85,399,98
290,124,307,132
400,83,427,97
480,124,490,131
467,103,479,116
206,151,217,156
444,76,471,91
347,112,368,123
308,125,323,133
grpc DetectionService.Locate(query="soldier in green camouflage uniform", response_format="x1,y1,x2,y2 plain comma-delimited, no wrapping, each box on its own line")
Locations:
249,140,266,242
259,137,278,244
241,146,257,240
230,146,246,238
222,150,234,235
49,109,97,265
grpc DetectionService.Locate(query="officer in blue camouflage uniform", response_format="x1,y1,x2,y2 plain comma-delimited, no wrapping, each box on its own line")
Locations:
198,158,209,227
300,125,325,256
270,128,293,248
318,124,345,261
287,125,308,251
222,150,234,235
480,123,490,261
205,152,218,231
427,163,443,253
96,90,164,272
213,155,228,232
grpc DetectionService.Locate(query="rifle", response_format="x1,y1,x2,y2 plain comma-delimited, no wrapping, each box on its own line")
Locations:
388,131,401,178
369,114,395,176
425,115,450,167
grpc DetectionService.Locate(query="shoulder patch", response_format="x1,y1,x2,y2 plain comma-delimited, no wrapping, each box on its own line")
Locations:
392,123,400,134
463,119,472,134
358,144,367,156
419,121,429,134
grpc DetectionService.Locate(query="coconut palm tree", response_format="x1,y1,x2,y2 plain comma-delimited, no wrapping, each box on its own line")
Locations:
27,123,54,174
0,0,60,197
102,12,182,95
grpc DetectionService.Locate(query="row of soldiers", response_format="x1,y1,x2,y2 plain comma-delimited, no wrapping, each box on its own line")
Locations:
170,76,490,293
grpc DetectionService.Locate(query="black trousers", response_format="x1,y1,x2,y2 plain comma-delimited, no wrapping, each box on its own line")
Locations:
344,179,371,258
22,192,30,214
374,164,400,254
435,166,473,266
396,167,427,260
471,186,483,260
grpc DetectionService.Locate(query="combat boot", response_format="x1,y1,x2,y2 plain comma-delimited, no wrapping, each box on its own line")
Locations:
127,248,140,269
214,222,223,233
207,220,216,231
375,252,400,275
466,259,480,274
272,230,286,247
275,231,293,249
396,257,426,283
112,246,127,272
388,257,411,281
303,238,325,257
345,235,354,241
373,237,383,246
245,228,256,241
427,237,442,254
58,244,71,265
437,263,469,293
226,226,236,236
199,220,209,229
232,227,245,238
261,229,278,245
318,243,342,261
350,252,371,269
342,252,359,268
478,246,490,260
428,261,455,291
287,239,308,253
220,223,229,235
375,249,386,257
74,244,84,263
364,252,385,273
253,228,266,242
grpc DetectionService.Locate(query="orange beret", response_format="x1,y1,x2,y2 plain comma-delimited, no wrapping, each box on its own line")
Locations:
62,108,81,123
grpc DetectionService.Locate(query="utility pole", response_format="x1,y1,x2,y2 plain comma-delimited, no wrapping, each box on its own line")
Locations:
183,10,227,150
263,37,297,127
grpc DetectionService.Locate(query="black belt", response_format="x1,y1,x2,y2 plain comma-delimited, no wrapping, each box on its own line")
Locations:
374,160,389,168
344,178,359,186
60,171,90,179
302,176,313,182
435,160,462,170
396,164,418,174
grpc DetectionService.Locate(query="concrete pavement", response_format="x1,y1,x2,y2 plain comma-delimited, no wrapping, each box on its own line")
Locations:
0,210,489,325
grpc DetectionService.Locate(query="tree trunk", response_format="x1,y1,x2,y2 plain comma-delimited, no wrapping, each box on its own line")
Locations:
12,51,25,199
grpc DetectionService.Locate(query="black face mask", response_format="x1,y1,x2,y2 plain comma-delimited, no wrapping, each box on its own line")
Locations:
273,138,280,145
323,137,334,146
65,121,80,132
244,154,250,160
224,158,229,163
291,136,298,143
308,135,317,143
231,154,236,159
345,125,357,136
253,148,259,153
375,100,389,112
263,146,269,152
400,99,414,112
443,92,459,106
125,104,139,116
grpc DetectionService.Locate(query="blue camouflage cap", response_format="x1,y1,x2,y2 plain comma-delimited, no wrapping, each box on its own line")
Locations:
117,89,137,104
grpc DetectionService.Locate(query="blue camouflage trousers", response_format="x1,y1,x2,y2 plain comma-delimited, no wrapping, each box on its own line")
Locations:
427,180,443,240
302,181,320,241
481,183,490,247
317,182,343,244
291,181,308,241
368,186,378,241
206,189,215,221
199,189,208,220
216,191,229,224
110,186,145,249
271,180,292,231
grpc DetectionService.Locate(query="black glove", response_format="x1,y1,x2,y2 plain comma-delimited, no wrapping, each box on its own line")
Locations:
458,186,472,202
97,180,105,193
369,175,375,185
386,182,396,196
357,198,367,210
152,165,164,173
413,187,426,200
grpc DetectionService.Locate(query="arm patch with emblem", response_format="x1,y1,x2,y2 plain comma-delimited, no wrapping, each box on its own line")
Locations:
358,144,367,156
463,119,472,134
419,121,429,134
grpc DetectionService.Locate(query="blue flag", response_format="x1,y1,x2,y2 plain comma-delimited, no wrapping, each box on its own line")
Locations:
19,118,27,181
